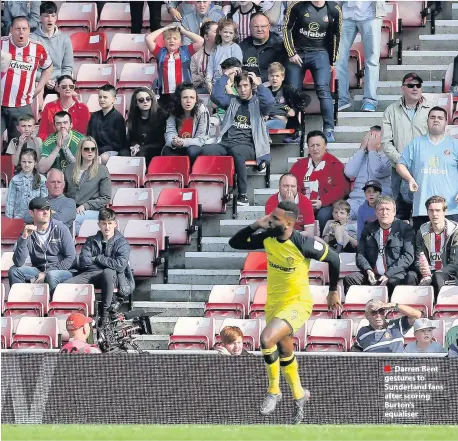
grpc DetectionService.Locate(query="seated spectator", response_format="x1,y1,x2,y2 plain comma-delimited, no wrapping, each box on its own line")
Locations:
191,21,218,93
404,318,446,354
289,130,350,235
64,208,130,321
202,70,274,206
38,111,84,173
181,1,224,45
344,126,391,219
162,83,210,164
87,84,127,165
8,196,75,292
206,18,243,94
5,114,42,167
265,173,315,237
414,196,458,297
352,299,422,352
228,1,261,42
60,313,102,354
5,149,47,219
344,196,418,297
322,200,357,254
445,323,458,351
31,2,74,96
214,325,249,356
2,1,40,35
451,55,458,97
38,75,90,141
357,180,382,240
64,137,112,235
126,87,168,166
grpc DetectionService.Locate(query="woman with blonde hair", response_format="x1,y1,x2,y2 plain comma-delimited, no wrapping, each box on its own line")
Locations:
64,136,111,234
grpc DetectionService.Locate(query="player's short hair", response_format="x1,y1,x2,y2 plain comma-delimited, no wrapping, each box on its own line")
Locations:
200,20,217,38
278,173,297,187
376,196,396,210
428,106,447,120
163,27,181,39
100,84,116,96
220,326,243,344
425,195,447,211
267,62,285,75
277,200,299,220
40,1,58,15
18,114,35,124
307,130,327,146
220,57,242,70
54,110,72,124
333,199,350,215
99,208,117,222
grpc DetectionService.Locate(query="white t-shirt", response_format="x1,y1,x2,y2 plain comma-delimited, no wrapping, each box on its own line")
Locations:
404,342,446,353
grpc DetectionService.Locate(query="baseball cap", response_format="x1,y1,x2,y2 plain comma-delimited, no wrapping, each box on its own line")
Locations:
365,299,385,314
66,313,92,331
413,318,436,332
402,72,423,84
29,197,51,210
363,180,382,192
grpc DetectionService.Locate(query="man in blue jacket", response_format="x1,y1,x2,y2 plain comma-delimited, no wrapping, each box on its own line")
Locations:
8,197,76,292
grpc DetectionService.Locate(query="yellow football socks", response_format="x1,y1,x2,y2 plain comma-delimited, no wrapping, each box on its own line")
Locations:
280,354,305,400
261,345,281,395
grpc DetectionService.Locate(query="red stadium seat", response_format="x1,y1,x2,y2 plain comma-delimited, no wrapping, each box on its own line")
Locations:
309,260,329,286
240,252,267,290
48,283,95,317
1,282,5,314
381,2,399,58
70,31,107,65
76,64,117,98
292,322,308,351
57,2,98,33
1,218,24,252
249,285,267,319
86,93,126,117
394,0,428,27
4,283,50,318
1,317,13,349
1,188,8,214
339,252,358,278
218,318,262,351
107,34,149,78
169,317,215,350
204,285,251,319
1,155,14,186
97,2,132,30
308,286,341,332
117,63,158,90
423,93,454,124
111,188,155,220
106,156,146,192
306,319,353,352
303,68,339,113
433,286,458,322
12,317,59,349
1,252,17,278
403,319,445,346
389,286,434,319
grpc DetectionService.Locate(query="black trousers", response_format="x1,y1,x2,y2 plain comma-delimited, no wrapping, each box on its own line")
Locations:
162,144,203,165
432,271,458,299
130,1,163,33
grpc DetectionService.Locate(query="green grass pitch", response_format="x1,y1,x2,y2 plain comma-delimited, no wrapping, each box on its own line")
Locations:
2,425,458,441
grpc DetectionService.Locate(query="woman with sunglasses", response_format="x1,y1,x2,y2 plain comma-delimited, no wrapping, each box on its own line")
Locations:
64,136,112,234
38,75,90,141
126,87,167,166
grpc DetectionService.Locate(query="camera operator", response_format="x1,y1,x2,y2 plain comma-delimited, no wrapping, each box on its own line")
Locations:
60,313,102,354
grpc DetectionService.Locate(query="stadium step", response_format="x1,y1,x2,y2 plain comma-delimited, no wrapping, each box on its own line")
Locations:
434,19,458,34
420,34,458,50
132,301,205,317
254,188,278,206
166,269,240,285
386,64,449,81
202,237,233,252
133,335,169,350
336,112,384,127
235,205,265,221
148,284,213,302
220,220,254,237
402,50,458,65
185,251,248,269
148,317,178,335
333,126,372,143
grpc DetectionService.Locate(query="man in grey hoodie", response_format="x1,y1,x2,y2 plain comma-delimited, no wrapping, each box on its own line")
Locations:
31,2,74,95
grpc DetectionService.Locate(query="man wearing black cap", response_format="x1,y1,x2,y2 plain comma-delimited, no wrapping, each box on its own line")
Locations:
8,196,76,292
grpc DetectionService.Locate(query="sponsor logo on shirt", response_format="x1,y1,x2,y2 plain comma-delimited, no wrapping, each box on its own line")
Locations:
232,115,251,130
268,260,295,272
245,56,258,67
421,156,447,175
430,252,442,262
299,26,326,38
10,60,34,71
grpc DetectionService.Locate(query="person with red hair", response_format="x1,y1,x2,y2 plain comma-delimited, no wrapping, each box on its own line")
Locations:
215,326,248,356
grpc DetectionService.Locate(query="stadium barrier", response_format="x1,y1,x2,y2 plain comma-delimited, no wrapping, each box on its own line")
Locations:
1,352,457,425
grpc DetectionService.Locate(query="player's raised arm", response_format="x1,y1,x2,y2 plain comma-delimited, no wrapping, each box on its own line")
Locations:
228,215,270,250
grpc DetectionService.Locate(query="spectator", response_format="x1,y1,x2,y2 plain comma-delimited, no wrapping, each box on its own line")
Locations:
404,318,446,354
162,82,210,164
336,1,384,112
1,50,12,74
260,0,287,37
87,84,127,165
215,325,249,356
8,196,76,292
181,1,224,45
2,1,40,35
445,323,458,351
265,173,315,237
190,21,218,93
6,149,47,219
1,16,52,140
344,126,391,219
146,24,204,112
5,114,42,166
31,2,74,96
126,87,168,166
352,299,422,352
64,208,130,320
38,111,85,173
283,1,342,143
343,196,418,297
228,1,261,42
357,180,382,240
396,106,458,232
38,75,90,141
165,1,196,22
322,200,357,254
129,1,163,34
451,55,458,97
382,73,433,220
414,195,458,296
202,70,274,206
60,313,102,354
239,12,285,82
206,18,243,94
64,137,112,235
289,130,350,235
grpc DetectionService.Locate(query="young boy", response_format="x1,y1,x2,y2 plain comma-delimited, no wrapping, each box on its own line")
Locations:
87,84,126,165
5,114,42,166
146,24,204,112
322,200,357,253
404,318,446,353
357,180,382,240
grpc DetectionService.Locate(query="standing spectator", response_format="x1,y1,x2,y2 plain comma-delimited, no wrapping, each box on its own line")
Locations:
357,180,382,240
38,75,90,141
260,0,287,37
215,326,250,356
202,70,274,205
162,83,209,164
126,87,168,166
228,1,261,42
451,55,458,97
87,84,127,165
322,200,357,254
8,196,76,292
31,2,74,96
265,173,315,237
289,130,350,235
414,196,458,297
165,1,196,22
181,1,224,45
404,318,446,354
60,313,102,354
38,111,85,173
344,126,391,219
2,2,40,35
382,73,433,219
5,114,42,166
343,196,418,297
6,149,47,219
336,1,384,112
64,137,112,234
283,1,342,143
396,106,458,232
129,1,163,34
1,16,52,140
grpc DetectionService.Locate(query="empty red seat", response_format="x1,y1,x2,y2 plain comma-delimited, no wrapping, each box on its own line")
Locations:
389,286,434,319
308,286,343,332
240,252,267,289
169,317,215,350
111,188,155,220
12,317,59,349
97,2,132,29
75,219,99,251
1,218,25,252
433,286,458,321
108,33,149,65
117,63,158,90
309,260,329,286
339,252,358,278
70,31,107,64
4,283,50,318
394,0,428,27
1,155,14,186
106,156,146,192
76,64,117,94
249,284,267,319
218,318,262,351
204,285,251,319
307,319,353,352
57,2,98,32
48,283,95,317
1,317,13,349
1,252,15,278
382,3,399,58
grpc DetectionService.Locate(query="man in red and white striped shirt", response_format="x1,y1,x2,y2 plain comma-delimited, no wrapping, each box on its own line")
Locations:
1,16,52,140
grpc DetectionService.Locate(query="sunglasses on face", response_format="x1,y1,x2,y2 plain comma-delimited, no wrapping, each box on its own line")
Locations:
137,96,152,103
60,84,75,90
403,83,421,89
83,147,96,152
370,308,387,316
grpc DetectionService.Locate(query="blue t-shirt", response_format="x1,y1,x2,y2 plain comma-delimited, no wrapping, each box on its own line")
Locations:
398,135,458,216
357,200,377,240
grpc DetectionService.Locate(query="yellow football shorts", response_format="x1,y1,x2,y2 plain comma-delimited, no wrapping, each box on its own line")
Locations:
265,299,313,334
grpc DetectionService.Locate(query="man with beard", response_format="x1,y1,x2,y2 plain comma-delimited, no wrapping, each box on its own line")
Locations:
229,200,341,424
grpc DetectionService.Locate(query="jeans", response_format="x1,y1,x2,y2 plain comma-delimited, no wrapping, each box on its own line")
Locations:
8,266,73,293
336,18,382,107
286,50,334,131
265,119,287,130
162,144,203,165
75,210,100,235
